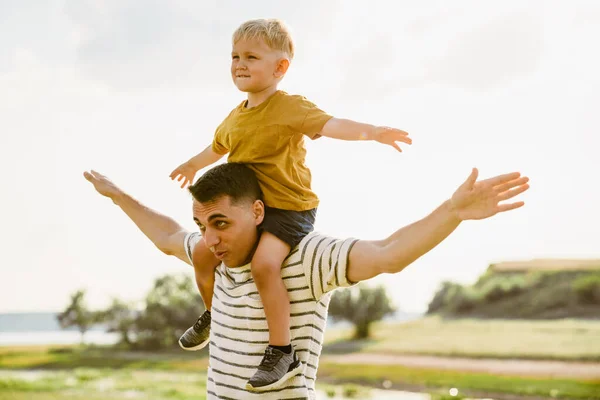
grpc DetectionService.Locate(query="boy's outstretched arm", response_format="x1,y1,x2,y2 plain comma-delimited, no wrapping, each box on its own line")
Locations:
170,145,225,188
318,118,412,152
83,170,193,265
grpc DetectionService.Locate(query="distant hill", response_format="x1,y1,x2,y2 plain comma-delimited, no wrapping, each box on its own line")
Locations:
489,259,600,272
427,262,600,319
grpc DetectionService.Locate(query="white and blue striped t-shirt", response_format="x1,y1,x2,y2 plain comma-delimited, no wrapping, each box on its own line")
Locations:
184,231,358,400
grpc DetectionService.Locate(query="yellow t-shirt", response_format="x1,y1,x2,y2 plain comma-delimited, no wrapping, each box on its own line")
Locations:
211,90,332,211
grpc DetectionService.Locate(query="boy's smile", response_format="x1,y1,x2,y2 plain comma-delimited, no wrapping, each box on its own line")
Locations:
231,38,286,96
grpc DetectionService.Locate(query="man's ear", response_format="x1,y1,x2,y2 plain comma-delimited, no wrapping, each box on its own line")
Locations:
274,58,290,78
252,200,265,225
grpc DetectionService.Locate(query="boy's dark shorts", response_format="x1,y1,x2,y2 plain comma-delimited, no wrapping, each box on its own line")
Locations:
260,206,317,249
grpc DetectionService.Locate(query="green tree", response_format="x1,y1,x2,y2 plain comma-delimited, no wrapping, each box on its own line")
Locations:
56,289,95,344
133,273,204,350
97,298,138,346
328,285,396,339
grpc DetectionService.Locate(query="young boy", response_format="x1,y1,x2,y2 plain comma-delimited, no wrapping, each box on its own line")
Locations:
169,18,412,391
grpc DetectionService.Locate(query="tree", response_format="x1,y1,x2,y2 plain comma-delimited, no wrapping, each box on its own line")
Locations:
328,284,396,339
133,273,204,350
56,289,95,344
97,298,138,346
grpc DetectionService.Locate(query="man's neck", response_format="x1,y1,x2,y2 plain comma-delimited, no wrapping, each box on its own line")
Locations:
246,85,279,108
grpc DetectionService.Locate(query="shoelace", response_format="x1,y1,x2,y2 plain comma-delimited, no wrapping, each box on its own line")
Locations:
259,348,281,369
193,312,210,331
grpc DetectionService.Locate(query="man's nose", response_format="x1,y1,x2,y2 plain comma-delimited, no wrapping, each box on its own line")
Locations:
203,229,220,248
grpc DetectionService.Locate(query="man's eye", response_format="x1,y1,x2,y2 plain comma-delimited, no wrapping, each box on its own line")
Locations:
216,221,227,228
248,55,256,59
232,55,239,60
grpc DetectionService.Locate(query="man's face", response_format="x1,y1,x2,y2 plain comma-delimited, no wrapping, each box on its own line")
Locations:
230,38,284,93
192,196,264,267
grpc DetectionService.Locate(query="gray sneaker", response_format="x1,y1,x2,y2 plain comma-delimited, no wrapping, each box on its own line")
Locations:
245,347,303,392
178,310,211,351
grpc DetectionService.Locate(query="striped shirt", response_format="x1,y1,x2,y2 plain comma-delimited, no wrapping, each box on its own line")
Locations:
184,231,358,400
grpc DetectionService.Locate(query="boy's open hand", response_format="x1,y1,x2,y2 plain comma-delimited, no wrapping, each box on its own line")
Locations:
373,126,412,152
169,162,197,189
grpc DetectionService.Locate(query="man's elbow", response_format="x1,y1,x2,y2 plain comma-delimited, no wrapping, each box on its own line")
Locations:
155,234,177,257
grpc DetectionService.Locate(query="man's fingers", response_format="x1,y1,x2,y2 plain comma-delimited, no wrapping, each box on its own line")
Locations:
497,201,525,213
494,177,529,194
481,172,522,187
83,171,93,181
391,142,402,152
463,168,478,190
497,183,530,201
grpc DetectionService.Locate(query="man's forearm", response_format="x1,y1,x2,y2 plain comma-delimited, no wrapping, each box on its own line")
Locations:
379,200,461,273
112,191,189,258
347,200,461,282
319,118,376,141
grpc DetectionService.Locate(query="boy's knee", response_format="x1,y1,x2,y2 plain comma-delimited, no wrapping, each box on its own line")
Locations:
251,258,281,282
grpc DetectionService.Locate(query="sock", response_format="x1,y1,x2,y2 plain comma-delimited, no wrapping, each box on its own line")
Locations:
205,310,211,315
269,344,292,354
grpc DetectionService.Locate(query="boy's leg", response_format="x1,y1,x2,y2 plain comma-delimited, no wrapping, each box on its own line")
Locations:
251,231,292,346
192,239,220,311
246,232,304,391
179,239,220,351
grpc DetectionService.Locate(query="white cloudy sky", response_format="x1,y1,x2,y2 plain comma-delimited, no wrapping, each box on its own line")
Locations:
1,0,599,314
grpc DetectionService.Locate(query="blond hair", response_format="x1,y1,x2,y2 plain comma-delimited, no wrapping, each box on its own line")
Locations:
232,19,295,59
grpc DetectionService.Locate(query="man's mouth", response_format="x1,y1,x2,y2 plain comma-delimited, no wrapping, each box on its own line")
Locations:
236,75,250,78
214,251,227,259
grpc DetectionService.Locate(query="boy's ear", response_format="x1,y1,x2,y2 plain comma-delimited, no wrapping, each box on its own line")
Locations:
274,58,290,78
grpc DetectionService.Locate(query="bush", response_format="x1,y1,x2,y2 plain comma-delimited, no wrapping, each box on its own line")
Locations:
573,275,600,304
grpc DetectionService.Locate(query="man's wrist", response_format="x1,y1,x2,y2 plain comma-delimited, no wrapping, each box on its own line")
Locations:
111,190,128,206
444,199,462,223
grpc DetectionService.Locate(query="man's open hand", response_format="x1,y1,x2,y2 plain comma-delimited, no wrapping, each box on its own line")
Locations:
83,170,123,201
450,168,530,221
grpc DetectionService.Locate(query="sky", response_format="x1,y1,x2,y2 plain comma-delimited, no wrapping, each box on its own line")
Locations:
1,0,599,314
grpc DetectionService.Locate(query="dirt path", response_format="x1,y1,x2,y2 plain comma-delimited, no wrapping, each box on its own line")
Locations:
321,353,600,379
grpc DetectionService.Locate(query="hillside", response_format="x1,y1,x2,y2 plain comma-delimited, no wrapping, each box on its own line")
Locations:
427,267,600,319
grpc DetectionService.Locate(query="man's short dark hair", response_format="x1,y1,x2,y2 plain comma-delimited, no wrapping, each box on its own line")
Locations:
188,163,263,205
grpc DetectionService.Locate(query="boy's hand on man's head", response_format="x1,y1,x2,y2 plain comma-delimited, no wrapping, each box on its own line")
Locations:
372,126,412,152
169,162,197,189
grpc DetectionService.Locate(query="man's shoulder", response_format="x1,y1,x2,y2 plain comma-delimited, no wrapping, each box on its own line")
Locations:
286,232,355,263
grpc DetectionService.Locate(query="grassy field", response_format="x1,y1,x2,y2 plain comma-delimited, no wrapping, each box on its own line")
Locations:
324,317,600,361
2,317,600,399
317,362,600,400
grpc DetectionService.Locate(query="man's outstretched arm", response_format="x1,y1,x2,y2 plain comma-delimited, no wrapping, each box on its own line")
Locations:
347,168,530,282
83,170,192,265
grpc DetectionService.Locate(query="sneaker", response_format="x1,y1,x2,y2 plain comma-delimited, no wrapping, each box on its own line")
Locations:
178,310,211,351
245,346,303,392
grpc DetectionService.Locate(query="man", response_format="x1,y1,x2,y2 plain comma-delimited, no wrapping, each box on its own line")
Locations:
83,163,529,399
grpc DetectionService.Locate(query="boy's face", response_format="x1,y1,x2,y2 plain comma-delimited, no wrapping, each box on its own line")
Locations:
231,38,285,93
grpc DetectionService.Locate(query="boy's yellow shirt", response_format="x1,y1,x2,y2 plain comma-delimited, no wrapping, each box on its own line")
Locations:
212,90,332,211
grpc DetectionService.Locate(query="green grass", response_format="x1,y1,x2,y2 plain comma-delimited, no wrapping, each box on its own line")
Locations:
3,317,600,399
324,317,600,361
318,362,600,400
0,345,209,371
0,369,208,400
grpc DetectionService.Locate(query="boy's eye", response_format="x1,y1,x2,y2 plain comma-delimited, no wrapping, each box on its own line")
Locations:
248,55,256,59
232,55,239,60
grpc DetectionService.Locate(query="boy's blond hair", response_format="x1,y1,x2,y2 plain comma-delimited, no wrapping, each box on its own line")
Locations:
233,19,295,59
